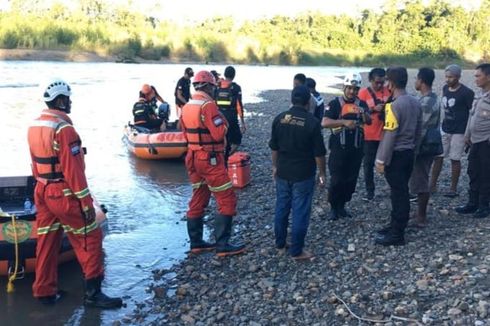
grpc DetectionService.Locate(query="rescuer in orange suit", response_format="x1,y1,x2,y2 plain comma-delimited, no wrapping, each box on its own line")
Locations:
27,79,122,308
181,70,246,257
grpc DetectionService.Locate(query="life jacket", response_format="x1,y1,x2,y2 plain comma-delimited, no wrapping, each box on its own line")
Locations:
133,100,157,125
216,80,234,110
27,111,71,182
182,96,225,152
332,97,364,148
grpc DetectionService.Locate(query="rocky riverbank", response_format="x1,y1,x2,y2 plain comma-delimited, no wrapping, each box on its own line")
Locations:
118,69,490,326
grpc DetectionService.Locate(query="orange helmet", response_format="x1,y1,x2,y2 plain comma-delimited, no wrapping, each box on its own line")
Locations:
141,84,152,95
192,70,216,86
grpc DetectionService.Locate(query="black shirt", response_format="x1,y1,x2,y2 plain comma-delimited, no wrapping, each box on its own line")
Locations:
174,77,191,106
269,106,326,182
217,81,243,115
441,84,475,134
324,97,369,149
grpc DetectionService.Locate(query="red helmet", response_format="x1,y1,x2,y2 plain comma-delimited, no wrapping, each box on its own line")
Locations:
141,84,152,95
192,70,216,86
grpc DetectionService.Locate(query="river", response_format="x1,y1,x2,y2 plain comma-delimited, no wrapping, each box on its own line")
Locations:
0,61,364,325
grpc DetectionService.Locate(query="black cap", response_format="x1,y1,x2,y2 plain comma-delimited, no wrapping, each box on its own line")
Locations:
291,85,311,105
185,67,193,74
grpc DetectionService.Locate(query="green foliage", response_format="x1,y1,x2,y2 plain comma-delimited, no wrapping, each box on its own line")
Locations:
0,0,489,66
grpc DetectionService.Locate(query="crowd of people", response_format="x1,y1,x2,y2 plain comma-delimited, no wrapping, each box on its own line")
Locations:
26,63,490,307
271,64,490,258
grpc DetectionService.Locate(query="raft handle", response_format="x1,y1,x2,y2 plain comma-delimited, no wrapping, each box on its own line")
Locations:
8,263,24,280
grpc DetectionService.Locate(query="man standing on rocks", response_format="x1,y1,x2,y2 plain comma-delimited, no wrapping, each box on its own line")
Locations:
455,63,490,219
322,72,371,220
430,64,474,197
375,67,422,246
181,70,246,257
358,68,390,201
409,67,441,227
269,85,327,260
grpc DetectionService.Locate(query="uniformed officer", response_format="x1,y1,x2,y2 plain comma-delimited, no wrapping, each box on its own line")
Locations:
322,72,371,220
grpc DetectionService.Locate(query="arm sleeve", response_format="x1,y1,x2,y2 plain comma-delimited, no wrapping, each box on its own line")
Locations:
56,126,93,210
269,116,279,150
312,122,327,157
202,101,228,142
324,99,340,119
466,88,475,111
376,102,399,165
235,84,244,119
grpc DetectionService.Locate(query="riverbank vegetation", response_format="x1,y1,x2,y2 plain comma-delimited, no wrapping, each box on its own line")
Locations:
0,0,489,67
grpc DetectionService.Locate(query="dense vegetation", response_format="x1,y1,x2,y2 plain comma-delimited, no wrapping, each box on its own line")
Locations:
1,0,489,67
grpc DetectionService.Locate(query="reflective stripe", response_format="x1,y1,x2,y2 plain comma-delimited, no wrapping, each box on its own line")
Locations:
188,99,206,106
216,100,232,106
208,181,232,192
74,188,90,199
55,123,71,134
37,222,61,235
62,221,98,235
53,140,60,151
134,110,145,115
31,120,60,129
192,180,206,189
63,188,73,196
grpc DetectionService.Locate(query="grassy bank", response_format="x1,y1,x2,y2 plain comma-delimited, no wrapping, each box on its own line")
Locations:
1,1,489,68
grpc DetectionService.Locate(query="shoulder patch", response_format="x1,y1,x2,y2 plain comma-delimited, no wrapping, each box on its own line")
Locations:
384,103,399,131
70,144,81,156
213,116,224,126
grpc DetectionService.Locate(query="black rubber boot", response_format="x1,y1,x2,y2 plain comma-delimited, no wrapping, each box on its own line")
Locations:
337,202,352,218
374,229,405,246
38,290,65,305
84,276,123,309
187,217,215,254
456,191,479,214
214,215,246,257
473,204,490,219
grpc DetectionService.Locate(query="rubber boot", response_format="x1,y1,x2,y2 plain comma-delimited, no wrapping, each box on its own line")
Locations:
84,276,123,309
455,190,479,214
214,214,246,257
187,217,215,254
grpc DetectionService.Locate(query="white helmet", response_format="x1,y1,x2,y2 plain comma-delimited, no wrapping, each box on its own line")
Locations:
343,72,362,88
43,79,71,102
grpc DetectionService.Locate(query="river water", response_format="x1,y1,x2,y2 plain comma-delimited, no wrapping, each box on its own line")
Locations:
0,61,363,325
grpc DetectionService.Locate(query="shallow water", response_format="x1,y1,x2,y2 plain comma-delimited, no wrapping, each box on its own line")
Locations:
0,61,365,325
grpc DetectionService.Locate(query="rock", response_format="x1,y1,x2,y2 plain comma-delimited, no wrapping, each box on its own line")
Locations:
153,286,166,299
335,307,347,316
216,312,225,321
347,244,355,252
382,291,393,300
447,308,462,317
394,305,407,316
457,301,469,312
416,279,429,290
248,264,259,272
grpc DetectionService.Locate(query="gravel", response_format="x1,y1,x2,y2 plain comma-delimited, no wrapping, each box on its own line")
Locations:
119,69,490,325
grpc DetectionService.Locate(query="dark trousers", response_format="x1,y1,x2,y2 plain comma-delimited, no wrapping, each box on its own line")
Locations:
385,150,414,233
328,146,364,207
468,140,490,207
274,176,315,256
363,140,380,194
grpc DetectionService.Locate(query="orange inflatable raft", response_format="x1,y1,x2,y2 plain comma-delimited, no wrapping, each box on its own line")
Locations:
123,125,187,160
0,175,108,278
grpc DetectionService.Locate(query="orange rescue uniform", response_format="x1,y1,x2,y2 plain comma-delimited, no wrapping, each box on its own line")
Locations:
27,109,103,298
358,86,390,141
181,91,237,218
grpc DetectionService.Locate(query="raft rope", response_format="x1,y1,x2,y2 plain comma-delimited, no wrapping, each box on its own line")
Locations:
0,212,20,293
